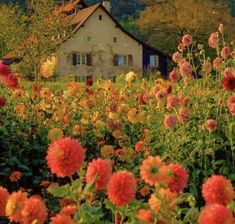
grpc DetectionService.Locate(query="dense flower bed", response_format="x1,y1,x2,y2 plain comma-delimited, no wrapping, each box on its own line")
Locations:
0,24,235,223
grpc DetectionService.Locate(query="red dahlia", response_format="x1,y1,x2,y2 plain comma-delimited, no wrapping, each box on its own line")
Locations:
222,74,235,91
107,171,136,207
199,204,234,224
202,175,234,206
46,137,85,178
85,158,112,190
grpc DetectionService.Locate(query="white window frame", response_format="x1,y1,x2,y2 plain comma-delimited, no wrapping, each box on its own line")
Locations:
150,55,159,68
73,53,87,66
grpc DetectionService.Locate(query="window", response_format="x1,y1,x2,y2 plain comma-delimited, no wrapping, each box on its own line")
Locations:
86,36,91,43
114,54,133,66
113,37,117,44
150,55,159,68
128,55,133,66
71,53,92,66
99,15,102,20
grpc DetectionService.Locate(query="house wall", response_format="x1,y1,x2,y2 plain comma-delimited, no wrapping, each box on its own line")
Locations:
57,7,143,80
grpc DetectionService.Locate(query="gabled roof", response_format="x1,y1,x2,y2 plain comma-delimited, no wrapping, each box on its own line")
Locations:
64,3,169,57
54,0,88,15
62,3,100,29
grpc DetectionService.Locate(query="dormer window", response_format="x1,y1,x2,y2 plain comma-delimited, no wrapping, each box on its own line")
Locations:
99,15,102,20
86,36,91,43
113,37,117,44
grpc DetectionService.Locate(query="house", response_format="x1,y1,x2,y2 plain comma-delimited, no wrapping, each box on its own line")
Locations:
55,0,169,81
2,0,169,81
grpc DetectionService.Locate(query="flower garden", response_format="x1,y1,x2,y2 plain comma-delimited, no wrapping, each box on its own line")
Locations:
0,25,235,224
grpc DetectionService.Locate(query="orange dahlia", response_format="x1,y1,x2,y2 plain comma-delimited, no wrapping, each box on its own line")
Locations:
85,158,112,190
107,171,136,207
21,196,48,224
202,175,234,206
136,209,152,223
9,171,22,182
0,187,9,216
50,214,74,224
46,137,85,177
148,188,178,213
59,205,77,217
140,156,166,186
5,191,27,222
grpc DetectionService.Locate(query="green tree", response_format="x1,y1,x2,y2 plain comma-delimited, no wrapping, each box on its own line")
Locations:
0,0,69,81
137,0,234,54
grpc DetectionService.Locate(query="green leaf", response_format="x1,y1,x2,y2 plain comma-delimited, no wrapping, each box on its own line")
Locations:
47,185,71,198
80,203,104,224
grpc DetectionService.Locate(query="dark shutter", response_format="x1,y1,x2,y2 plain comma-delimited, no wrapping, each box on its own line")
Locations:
72,53,77,66
86,54,92,66
114,54,118,66
128,55,133,66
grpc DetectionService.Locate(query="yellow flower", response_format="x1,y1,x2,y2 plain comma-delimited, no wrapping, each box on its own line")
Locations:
118,147,136,162
108,112,119,120
127,108,144,124
15,103,26,115
40,87,52,99
112,130,121,138
40,55,56,78
117,135,130,147
101,145,115,158
72,125,86,136
11,89,24,99
48,128,63,142
125,71,137,83
118,103,130,114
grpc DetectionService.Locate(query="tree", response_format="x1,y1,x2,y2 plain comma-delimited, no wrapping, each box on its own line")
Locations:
137,0,234,54
0,0,70,81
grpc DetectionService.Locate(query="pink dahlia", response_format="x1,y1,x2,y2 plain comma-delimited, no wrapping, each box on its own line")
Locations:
169,68,181,82
178,107,189,123
46,137,85,177
199,204,234,224
223,67,233,78
204,119,217,132
208,32,219,48
167,96,180,109
221,46,231,59
85,158,112,190
179,60,192,78
172,52,183,64
213,57,222,70
202,175,234,206
107,171,136,207
182,34,193,47
163,114,178,129
167,163,188,193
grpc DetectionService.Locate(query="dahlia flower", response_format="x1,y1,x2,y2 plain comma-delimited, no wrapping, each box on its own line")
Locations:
107,171,136,207
85,158,112,190
46,137,85,177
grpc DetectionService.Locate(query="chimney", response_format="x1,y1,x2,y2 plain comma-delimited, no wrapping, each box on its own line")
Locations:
102,0,111,13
